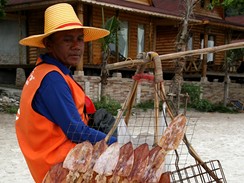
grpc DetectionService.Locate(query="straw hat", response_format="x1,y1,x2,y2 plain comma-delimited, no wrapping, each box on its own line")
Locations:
19,3,110,48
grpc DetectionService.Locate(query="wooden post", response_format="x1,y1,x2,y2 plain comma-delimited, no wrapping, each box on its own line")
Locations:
76,3,84,73
201,29,208,81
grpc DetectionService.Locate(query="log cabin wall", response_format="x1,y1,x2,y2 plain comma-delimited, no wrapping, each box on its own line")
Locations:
191,25,226,65
82,4,90,66
27,9,45,65
155,25,178,71
91,5,153,65
87,5,103,65
206,26,226,66
116,10,152,59
154,23,227,72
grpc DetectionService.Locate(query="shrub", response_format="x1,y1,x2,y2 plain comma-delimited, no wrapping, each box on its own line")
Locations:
135,100,154,111
213,103,237,113
3,105,19,114
94,96,121,116
192,99,214,112
182,83,202,106
182,83,236,113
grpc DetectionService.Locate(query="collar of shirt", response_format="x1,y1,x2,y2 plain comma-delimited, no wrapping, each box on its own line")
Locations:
40,54,72,76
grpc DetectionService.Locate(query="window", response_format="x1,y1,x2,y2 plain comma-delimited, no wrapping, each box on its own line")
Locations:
200,0,205,8
207,35,215,62
109,21,128,58
200,34,215,62
187,33,193,50
137,24,145,54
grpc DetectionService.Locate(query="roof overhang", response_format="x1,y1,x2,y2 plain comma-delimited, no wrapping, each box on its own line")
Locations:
79,0,201,23
5,0,244,31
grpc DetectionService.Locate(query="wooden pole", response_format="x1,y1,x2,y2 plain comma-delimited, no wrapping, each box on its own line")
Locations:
201,30,208,80
105,42,244,71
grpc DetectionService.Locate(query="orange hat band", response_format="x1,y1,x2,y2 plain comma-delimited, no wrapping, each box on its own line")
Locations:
56,22,83,29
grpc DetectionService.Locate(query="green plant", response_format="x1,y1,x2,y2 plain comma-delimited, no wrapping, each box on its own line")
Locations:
213,102,237,113
182,83,202,106
190,99,236,113
226,48,244,69
134,100,165,112
135,100,154,111
182,83,236,113
101,16,121,53
3,105,19,114
94,96,121,116
192,99,214,112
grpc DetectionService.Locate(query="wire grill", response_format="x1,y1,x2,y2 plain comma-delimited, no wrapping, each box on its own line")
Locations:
170,160,227,183
117,107,198,171
116,106,227,182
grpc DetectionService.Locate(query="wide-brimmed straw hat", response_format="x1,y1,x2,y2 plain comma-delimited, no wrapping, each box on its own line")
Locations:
19,3,110,48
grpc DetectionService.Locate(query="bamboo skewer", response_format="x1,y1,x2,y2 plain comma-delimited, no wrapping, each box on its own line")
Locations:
154,83,159,145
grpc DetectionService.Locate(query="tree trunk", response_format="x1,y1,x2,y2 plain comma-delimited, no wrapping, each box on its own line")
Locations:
224,30,231,106
171,0,195,113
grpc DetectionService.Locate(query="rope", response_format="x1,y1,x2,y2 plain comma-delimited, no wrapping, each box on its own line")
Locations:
125,57,135,68
132,73,154,82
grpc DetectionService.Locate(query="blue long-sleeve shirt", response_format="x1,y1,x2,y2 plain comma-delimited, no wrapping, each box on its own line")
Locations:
32,54,116,145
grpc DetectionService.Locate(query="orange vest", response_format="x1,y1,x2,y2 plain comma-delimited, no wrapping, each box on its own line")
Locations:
15,61,88,183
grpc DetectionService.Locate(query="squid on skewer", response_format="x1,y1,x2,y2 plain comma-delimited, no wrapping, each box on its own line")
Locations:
93,142,120,183
63,141,93,182
109,142,134,183
82,139,108,183
43,113,187,183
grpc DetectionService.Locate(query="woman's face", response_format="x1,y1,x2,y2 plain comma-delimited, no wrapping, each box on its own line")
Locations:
45,29,84,67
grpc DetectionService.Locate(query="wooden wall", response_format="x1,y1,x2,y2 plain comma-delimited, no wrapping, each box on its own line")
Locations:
155,26,178,71
191,25,226,66
91,5,153,66
154,23,227,72
27,9,45,64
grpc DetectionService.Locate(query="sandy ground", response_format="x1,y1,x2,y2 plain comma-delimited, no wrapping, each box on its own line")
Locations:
186,111,244,183
0,111,243,183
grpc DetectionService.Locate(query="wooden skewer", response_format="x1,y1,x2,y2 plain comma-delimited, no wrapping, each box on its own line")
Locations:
154,83,159,145
183,136,222,183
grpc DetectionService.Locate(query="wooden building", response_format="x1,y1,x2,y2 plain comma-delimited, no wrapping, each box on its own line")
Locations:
2,0,244,82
